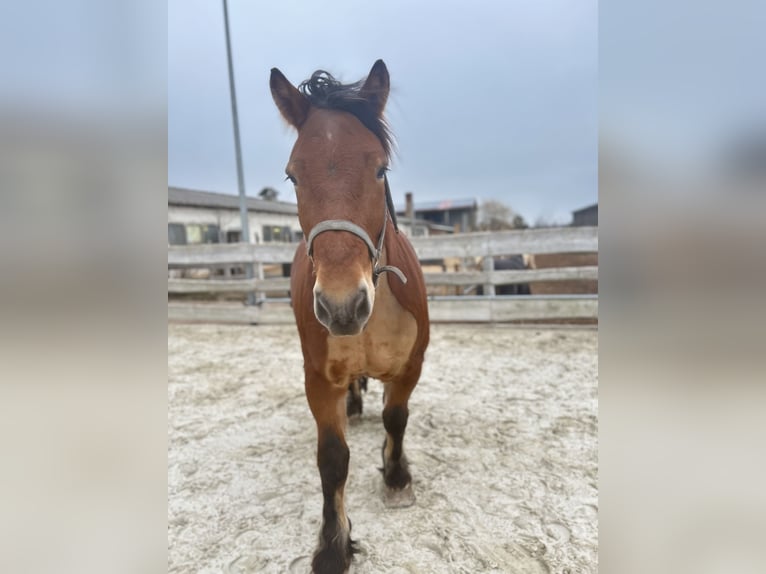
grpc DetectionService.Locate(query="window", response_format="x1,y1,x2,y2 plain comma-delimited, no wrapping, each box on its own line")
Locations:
168,223,187,245
186,224,220,244
262,225,292,243
226,230,241,243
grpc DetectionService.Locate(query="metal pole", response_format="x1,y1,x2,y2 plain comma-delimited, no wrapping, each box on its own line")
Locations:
222,0,255,305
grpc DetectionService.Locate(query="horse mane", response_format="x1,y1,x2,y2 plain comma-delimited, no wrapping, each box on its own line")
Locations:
299,70,394,159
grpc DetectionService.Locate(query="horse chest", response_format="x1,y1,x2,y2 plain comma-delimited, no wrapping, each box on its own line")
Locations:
324,282,417,383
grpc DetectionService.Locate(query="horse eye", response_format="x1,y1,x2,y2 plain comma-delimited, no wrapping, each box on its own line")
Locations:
284,173,297,185
376,166,388,179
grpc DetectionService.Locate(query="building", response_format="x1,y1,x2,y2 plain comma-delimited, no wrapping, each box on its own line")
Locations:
168,186,453,246
396,196,478,233
395,215,454,237
571,203,598,227
168,186,300,245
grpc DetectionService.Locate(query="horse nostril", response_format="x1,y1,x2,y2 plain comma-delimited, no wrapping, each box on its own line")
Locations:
314,286,370,334
315,291,332,325
354,287,370,319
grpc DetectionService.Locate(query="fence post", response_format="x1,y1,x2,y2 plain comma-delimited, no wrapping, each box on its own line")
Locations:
482,257,495,296
458,257,472,296
255,262,265,303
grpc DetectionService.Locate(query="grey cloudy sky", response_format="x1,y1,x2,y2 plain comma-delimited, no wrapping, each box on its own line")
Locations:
169,0,597,223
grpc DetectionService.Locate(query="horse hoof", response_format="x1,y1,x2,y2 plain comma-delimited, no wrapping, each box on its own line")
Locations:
384,483,416,508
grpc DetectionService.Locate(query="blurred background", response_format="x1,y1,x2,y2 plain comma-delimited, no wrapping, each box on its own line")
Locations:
600,1,766,573
0,2,166,574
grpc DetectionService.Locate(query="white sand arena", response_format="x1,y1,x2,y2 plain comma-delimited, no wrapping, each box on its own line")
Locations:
168,323,598,573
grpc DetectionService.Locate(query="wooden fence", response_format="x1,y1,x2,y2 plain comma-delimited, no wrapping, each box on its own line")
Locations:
168,226,597,324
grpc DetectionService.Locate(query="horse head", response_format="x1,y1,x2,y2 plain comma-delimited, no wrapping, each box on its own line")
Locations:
270,60,393,336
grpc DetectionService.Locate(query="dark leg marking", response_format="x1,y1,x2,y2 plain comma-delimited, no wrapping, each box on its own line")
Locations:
381,404,411,489
313,431,355,574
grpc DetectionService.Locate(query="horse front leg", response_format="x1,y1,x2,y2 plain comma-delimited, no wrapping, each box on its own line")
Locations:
305,369,356,574
380,368,420,508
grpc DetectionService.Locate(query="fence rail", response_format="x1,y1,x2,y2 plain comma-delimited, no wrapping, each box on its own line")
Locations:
168,226,597,265
168,295,598,325
168,226,598,324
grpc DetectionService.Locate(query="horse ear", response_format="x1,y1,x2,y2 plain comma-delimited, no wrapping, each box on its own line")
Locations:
360,59,390,116
270,68,310,128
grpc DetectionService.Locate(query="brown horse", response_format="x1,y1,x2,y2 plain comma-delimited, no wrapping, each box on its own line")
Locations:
270,60,429,574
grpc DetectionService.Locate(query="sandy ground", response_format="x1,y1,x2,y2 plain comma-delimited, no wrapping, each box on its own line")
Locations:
168,323,598,573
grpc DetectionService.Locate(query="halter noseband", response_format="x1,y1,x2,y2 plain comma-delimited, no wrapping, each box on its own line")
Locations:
305,176,407,287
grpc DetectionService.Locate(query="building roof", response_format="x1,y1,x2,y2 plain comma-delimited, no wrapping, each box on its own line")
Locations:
395,198,478,213
572,203,598,215
168,186,298,215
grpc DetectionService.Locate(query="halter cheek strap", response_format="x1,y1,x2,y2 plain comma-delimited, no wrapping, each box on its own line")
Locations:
305,176,407,287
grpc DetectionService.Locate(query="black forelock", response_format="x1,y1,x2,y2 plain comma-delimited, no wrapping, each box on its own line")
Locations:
298,70,394,158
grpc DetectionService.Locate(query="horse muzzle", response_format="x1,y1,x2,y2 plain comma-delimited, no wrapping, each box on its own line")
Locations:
313,284,372,336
